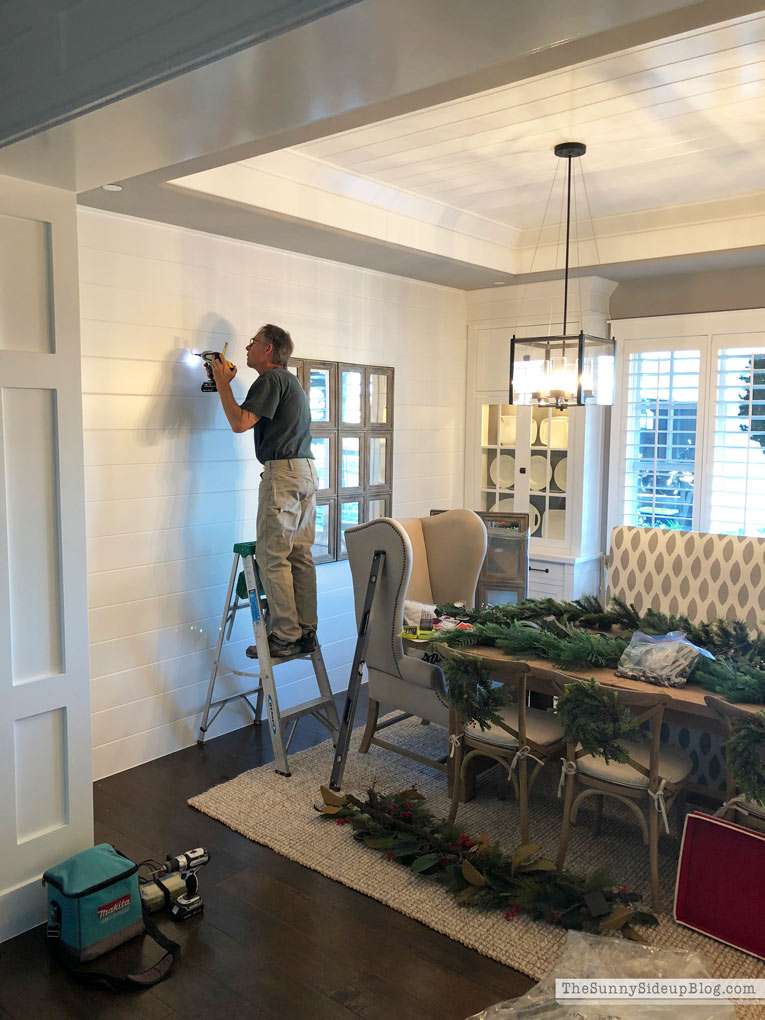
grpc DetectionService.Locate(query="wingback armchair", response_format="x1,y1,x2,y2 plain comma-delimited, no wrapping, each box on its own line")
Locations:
344,510,487,772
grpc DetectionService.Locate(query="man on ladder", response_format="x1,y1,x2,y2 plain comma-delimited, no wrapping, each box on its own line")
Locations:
211,323,318,659
199,324,338,775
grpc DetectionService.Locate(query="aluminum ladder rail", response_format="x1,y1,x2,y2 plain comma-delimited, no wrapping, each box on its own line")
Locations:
198,540,339,776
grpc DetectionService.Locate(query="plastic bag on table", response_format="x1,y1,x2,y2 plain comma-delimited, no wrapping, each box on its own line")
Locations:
467,930,734,1020
615,630,715,688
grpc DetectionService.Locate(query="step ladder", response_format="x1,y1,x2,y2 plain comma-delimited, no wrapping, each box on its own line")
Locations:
329,548,385,792
197,541,340,776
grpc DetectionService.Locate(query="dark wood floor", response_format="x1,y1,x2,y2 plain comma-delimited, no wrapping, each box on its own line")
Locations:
0,688,533,1020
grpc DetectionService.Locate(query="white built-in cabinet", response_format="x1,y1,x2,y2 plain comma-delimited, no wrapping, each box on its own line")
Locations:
466,317,609,601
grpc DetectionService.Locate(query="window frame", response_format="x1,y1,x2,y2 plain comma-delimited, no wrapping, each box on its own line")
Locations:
607,310,765,538
290,356,394,562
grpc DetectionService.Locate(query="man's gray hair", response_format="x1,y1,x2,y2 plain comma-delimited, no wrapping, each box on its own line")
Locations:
260,323,293,367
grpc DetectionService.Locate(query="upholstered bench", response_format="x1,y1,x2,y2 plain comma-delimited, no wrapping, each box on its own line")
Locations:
607,526,765,793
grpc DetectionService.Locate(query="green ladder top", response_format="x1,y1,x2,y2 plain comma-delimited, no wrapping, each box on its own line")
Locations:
233,540,257,557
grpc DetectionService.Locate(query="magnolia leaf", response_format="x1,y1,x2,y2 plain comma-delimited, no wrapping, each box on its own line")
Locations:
517,858,557,873
600,905,634,931
411,853,440,873
319,785,348,807
622,925,645,942
511,844,541,875
461,858,486,887
483,869,516,892
474,831,491,855
392,842,422,859
365,837,398,849
321,805,343,815
631,909,660,927
456,886,477,905
396,787,426,801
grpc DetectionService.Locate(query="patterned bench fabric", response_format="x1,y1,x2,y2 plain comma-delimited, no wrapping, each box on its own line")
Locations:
608,526,765,631
606,526,765,794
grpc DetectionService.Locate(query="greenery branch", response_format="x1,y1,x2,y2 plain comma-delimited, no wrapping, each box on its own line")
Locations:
433,596,765,704
556,679,645,763
316,785,657,937
725,710,765,806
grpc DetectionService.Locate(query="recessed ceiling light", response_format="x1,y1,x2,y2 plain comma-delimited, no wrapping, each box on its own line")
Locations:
101,183,123,192
493,281,506,286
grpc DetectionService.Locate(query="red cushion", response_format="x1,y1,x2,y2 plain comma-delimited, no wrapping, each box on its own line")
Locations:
675,811,765,960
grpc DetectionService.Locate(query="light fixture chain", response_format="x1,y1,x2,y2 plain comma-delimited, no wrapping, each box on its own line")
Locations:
563,153,573,335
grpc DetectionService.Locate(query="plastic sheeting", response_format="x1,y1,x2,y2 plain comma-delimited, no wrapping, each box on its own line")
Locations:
468,931,735,1020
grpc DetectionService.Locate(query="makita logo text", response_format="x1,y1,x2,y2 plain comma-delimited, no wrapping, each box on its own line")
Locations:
97,894,131,920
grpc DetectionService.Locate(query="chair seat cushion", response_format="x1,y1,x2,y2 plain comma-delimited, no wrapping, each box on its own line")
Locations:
465,705,563,749
576,740,693,789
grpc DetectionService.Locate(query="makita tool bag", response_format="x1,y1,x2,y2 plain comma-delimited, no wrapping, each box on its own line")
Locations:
43,843,178,989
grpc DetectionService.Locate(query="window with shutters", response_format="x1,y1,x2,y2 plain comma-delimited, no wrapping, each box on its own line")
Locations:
613,323,765,538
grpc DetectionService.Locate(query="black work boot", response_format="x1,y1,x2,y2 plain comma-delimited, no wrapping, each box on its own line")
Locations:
246,634,302,660
299,629,317,653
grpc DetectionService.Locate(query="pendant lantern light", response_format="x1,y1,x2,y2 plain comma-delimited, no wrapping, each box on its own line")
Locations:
509,142,615,408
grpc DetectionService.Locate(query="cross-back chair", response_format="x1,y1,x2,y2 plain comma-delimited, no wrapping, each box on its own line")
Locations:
447,661,567,844
556,685,693,909
704,695,765,835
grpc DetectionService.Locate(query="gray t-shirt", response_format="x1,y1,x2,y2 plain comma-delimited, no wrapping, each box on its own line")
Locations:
240,368,313,462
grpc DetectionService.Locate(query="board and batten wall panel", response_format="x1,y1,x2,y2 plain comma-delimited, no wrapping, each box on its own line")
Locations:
0,178,91,942
78,208,467,779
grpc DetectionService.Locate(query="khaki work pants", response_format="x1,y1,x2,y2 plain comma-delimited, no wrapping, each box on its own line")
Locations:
256,458,319,643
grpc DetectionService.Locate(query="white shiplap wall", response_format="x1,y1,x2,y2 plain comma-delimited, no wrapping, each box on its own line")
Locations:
79,208,467,779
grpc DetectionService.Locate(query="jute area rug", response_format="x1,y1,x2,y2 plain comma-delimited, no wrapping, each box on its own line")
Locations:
189,717,765,1015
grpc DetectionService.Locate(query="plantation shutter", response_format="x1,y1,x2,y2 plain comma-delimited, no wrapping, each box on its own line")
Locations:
709,343,765,536
620,348,701,531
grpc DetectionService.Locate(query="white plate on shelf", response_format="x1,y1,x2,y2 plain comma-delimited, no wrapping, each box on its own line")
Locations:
547,508,566,540
529,505,541,534
539,416,568,448
491,497,516,512
529,455,551,491
553,457,567,492
489,453,515,488
500,416,516,446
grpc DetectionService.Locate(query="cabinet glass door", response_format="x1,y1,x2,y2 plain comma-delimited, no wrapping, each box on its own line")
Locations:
530,407,569,542
479,402,569,543
480,403,517,513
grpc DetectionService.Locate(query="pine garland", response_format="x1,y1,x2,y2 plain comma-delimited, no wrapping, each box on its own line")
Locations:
725,711,765,806
433,597,765,704
316,785,657,936
441,655,514,730
556,679,645,764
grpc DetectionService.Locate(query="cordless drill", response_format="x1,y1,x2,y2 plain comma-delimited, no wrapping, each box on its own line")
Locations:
139,847,210,920
196,344,234,392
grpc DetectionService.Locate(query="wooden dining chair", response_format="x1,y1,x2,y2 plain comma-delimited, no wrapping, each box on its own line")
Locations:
447,662,566,845
556,686,693,910
704,695,765,834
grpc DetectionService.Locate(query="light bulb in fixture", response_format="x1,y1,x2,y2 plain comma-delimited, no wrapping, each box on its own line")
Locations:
101,183,123,192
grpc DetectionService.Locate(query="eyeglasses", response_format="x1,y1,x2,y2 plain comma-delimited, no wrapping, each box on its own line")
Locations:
247,336,270,348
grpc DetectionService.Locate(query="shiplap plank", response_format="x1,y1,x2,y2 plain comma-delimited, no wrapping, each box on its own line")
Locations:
89,579,353,645
83,428,250,467
304,22,765,161
85,490,254,538
87,518,259,572
85,460,260,502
